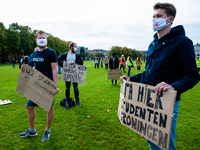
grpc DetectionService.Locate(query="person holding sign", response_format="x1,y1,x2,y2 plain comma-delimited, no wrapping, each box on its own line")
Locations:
120,3,200,150
19,30,59,142
58,42,83,106
109,52,119,85
136,55,142,71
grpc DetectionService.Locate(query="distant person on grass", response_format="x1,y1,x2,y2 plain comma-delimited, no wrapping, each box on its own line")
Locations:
109,52,119,85
19,30,59,142
119,54,126,73
104,56,109,70
120,2,200,150
58,42,83,106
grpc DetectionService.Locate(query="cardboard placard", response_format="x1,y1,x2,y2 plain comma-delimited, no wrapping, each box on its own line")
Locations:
16,65,57,112
61,61,87,84
118,81,177,150
104,58,109,64
136,61,142,66
107,70,122,80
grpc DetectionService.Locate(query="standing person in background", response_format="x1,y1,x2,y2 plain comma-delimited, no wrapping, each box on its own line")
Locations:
100,57,103,68
19,56,24,69
104,56,109,70
136,55,142,70
58,53,63,75
109,52,119,85
12,58,15,68
58,42,83,106
120,3,200,149
94,57,99,69
23,56,29,65
19,30,59,142
120,54,126,73
196,54,200,72
127,53,134,77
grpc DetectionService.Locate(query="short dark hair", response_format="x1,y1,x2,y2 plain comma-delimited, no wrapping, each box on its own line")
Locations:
153,2,176,18
69,42,76,50
113,52,117,56
128,53,132,56
35,30,46,38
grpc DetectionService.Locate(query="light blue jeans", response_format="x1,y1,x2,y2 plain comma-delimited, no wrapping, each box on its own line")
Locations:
147,100,180,150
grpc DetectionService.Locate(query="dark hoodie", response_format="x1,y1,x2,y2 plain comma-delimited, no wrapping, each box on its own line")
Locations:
130,25,200,101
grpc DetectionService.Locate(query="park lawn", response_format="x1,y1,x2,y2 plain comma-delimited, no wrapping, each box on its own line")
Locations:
0,61,199,150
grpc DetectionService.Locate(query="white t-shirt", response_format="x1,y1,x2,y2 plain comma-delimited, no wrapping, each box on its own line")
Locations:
67,52,76,63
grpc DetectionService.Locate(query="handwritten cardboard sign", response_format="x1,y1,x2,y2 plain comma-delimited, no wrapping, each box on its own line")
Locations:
118,81,177,150
136,61,142,66
16,65,57,112
104,58,109,64
107,70,123,80
61,61,87,84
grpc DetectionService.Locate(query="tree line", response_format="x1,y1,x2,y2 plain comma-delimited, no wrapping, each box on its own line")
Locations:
108,46,146,59
0,22,71,63
0,22,146,63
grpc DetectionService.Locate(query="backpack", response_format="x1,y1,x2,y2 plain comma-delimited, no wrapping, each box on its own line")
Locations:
60,98,75,110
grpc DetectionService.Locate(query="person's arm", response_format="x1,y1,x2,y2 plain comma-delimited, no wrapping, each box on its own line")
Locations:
51,62,59,95
76,54,83,65
156,38,200,95
58,53,66,67
129,57,133,64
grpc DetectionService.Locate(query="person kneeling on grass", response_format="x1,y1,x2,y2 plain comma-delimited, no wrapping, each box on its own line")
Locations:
19,30,59,142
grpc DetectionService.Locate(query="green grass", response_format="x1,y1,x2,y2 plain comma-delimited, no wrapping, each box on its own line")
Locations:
0,61,199,150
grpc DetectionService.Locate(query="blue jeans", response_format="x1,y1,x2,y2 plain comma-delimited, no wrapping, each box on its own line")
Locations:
147,100,180,150
26,99,54,106
101,62,103,68
127,66,132,76
65,81,79,102
58,65,62,74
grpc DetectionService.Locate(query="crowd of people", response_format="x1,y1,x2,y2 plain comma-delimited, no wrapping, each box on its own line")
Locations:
17,2,200,150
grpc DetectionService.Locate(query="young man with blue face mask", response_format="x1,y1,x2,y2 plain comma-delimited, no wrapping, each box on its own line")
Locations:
120,2,200,150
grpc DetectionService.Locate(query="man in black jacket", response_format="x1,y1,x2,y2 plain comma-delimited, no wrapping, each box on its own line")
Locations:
109,52,119,85
58,42,83,106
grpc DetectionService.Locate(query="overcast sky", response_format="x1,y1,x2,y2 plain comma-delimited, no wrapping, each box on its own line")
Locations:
1,0,200,50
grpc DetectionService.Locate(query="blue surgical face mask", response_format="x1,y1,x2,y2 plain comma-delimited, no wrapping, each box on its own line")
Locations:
152,16,172,32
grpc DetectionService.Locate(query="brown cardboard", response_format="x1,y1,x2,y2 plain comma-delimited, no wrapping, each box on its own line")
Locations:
136,61,142,66
61,61,87,84
118,80,177,150
16,65,57,112
104,58,109,64
107,70,123,80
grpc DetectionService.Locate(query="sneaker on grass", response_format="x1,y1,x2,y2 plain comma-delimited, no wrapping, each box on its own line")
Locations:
19,129,37,137
42,130,51,142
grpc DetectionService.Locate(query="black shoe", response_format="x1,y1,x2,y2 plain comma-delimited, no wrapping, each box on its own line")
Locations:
19,129,37,137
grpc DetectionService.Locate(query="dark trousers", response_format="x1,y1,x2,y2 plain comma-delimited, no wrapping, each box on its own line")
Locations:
105,64,108,70
95,63,99,69
120,64,126,72
65,81,79,101
137,66,141,70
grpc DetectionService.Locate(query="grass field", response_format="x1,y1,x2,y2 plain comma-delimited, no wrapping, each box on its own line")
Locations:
0,61,199,150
